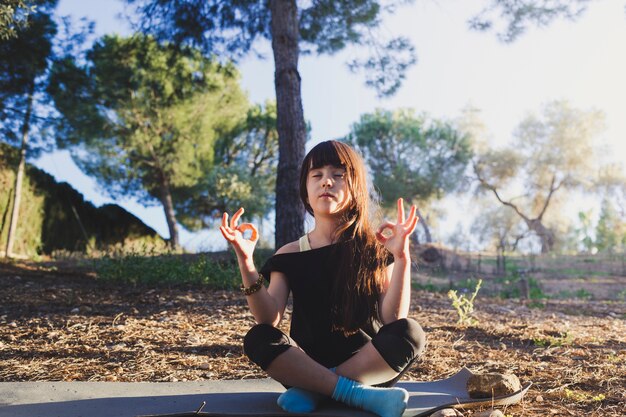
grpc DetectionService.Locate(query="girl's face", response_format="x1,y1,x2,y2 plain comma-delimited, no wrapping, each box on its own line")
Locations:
306,164,351,218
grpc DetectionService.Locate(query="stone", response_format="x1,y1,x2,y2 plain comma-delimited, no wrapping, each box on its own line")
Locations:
473,410,504,417
420,246,442,263
430,408,464,417
467,372,522,398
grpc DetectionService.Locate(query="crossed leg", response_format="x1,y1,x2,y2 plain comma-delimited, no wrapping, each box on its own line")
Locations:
244,319,425,416
264,340,399,394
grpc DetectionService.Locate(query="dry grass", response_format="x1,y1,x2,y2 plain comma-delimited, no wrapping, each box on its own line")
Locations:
0,259,624,416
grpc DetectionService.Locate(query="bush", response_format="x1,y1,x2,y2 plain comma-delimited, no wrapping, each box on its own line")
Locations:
94,247,276,288
94,252,240,288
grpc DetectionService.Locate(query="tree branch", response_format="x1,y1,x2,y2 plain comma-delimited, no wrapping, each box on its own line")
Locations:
536,174,563,221
473,160,531,223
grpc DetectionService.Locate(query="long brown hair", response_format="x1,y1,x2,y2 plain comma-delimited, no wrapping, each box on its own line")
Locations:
299,140,389,335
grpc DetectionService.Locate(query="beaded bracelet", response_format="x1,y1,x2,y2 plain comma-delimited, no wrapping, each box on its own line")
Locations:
241,273,265,296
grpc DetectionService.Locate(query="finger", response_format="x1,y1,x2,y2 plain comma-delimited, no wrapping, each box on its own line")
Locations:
222,212,229,228
376,222,394,243
397,198,405,224
376,221,395,237
238,223,259,242
405,205,417,226
230,207,244,229
406,215,419,235
219,226,235,241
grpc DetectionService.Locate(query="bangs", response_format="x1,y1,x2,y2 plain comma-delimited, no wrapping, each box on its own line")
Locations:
307,141,348,170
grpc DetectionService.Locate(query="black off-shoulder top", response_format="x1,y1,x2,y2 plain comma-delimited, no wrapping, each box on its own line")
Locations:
259,240,393,367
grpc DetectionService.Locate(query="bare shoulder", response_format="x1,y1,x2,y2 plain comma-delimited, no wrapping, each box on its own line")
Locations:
275,240,300,255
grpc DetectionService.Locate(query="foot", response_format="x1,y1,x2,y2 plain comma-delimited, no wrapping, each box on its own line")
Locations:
277,387,325,413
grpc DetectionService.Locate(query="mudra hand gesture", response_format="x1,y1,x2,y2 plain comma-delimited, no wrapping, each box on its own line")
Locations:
219,208,259,260
375,198,419,258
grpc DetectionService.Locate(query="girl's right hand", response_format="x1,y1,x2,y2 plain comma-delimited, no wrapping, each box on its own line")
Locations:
219,208,259,260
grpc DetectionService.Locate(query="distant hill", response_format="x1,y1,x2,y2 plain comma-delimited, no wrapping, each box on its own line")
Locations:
1,143,164,256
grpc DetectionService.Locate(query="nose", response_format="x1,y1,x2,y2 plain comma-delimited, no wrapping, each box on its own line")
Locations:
322,176,333,188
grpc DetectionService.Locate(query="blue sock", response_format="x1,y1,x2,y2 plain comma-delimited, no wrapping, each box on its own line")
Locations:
277,368,336,413
277,387,325,413
331,376,408,417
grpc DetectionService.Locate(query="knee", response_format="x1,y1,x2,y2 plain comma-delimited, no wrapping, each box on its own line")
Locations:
381,318,426,356
243,323,279,354
243,324,292,371
372,318,426,372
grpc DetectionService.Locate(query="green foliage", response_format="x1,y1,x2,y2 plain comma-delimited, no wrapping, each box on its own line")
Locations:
412,280,445,293
533,331,574,348
447,278,482,326
0,0,37,41
344,108,473,209
595,198,625,253
555,288,593,300
498,267,546,300
50,34,249,201
468,0,591,42
576,210,595,252
471,203,527,253
127,0,416,97
0,0,57,154
95,247,276,287
0,142,163,255
49,34,255,247
0,145,44,255
174,101,279,230
563,389,605,404
94,252,240,288
473,100,607,253
452,277,482,292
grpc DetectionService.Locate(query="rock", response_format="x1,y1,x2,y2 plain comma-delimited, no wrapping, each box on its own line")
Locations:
430,408,463,417
420,247,442,263
467,373,522,398
535,394,544,402
473,410,504,417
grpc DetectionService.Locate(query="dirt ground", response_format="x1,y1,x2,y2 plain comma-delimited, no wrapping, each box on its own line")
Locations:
0,259,624,417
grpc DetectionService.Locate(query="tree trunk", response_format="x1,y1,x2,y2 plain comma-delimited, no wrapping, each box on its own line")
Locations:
158,176,180,250
411,231,420,245
415,207,432,243
526,219,554,254
5,86,33,258
270,0,306,249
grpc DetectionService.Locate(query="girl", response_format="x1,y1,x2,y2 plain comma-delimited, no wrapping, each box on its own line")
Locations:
219,140,425,417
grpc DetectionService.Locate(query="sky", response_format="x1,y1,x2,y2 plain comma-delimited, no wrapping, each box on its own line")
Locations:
34,0,626,251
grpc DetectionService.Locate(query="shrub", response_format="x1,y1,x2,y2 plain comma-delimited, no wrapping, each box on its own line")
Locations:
448,278,482,326
94,252,240,288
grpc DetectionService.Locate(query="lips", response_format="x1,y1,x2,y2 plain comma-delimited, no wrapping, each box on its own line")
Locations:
319,193,335,198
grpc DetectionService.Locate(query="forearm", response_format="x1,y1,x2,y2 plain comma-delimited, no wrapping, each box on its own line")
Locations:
380,256,411,323
236,256,282,326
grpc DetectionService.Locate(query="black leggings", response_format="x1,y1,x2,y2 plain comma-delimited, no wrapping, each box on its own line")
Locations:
243,318,426,387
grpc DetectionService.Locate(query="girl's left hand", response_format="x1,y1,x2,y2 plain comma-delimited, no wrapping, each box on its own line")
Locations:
376,198,419,259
